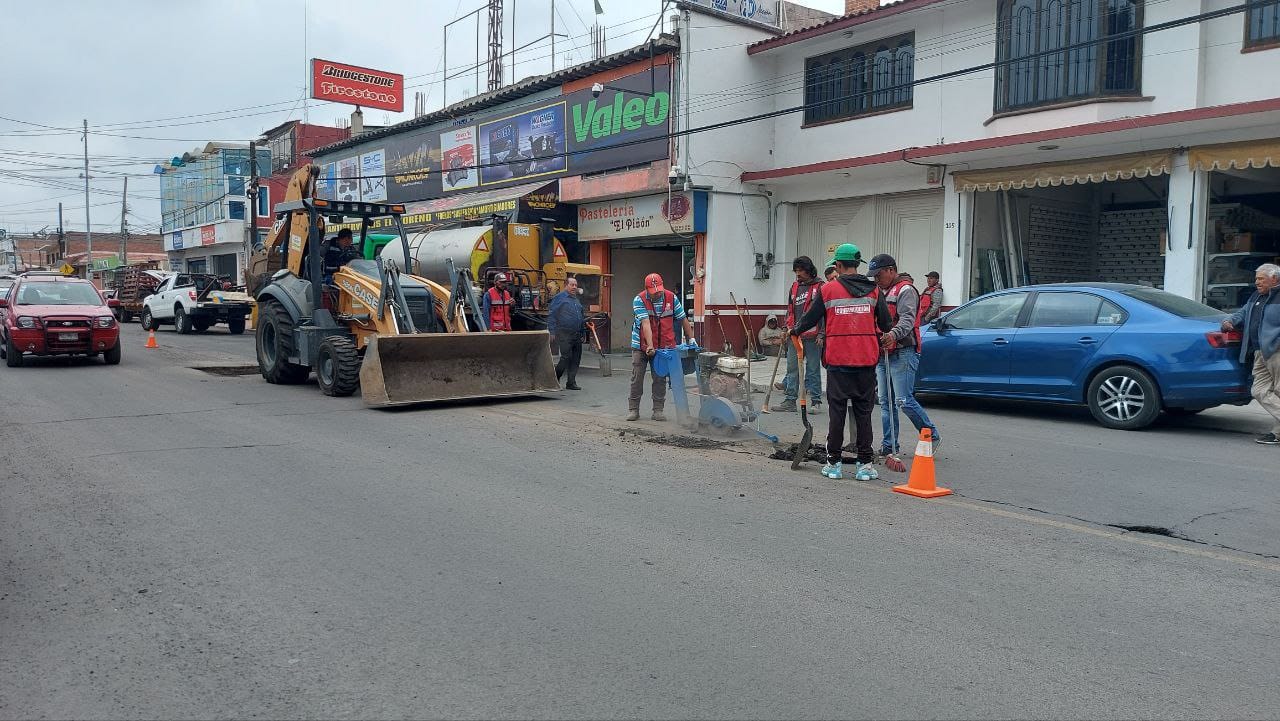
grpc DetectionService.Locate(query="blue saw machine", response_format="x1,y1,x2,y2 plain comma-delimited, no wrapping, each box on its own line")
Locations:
651,344,778,442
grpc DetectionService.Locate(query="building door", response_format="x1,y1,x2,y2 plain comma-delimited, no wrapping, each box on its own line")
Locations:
187,258,208,274
211,253,238,281
607,238,691,352
798,191,942,276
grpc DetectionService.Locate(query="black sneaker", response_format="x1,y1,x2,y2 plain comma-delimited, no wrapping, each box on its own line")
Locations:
566,383,582,390
1257,433,1280,445
773,399,796,412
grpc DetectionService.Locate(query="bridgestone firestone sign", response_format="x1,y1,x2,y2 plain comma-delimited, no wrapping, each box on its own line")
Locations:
311,58,404,113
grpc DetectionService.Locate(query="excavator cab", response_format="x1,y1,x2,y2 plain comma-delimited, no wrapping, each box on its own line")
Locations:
251,169,559,407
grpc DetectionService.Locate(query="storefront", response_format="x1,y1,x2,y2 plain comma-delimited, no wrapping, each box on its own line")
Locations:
954,152,1173,299
576,190,707,351
1191,140,1280,311
164,220,247,280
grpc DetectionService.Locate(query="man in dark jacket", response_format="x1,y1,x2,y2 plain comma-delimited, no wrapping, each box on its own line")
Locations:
548,276,585,390
790,243,893,481
1223,263,1280,444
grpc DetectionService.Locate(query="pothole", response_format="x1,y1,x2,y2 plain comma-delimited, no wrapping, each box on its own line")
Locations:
1109,524,1177,538
618,427,734,449
191,364,259,376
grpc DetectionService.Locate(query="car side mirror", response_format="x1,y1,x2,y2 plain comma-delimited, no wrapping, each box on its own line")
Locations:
107,298,121,308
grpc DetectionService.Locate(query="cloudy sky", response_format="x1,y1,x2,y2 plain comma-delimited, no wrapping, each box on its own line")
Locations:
0,0,844,236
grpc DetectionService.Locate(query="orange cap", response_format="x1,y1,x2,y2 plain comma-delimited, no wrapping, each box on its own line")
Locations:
644,273,664,292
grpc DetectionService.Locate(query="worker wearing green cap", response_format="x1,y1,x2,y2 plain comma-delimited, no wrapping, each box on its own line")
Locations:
789,243,892,481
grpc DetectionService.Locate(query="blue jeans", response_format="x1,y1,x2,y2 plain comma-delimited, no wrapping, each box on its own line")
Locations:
876,347,938,453
785,337,823,402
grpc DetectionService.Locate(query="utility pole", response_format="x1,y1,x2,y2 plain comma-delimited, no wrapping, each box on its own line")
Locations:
118,176,129,266
487,0,503,90
247,140,259,285
81,119,92,281
57,202,65,261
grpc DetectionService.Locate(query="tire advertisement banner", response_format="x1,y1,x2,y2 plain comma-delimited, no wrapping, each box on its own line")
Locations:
315,64,671,204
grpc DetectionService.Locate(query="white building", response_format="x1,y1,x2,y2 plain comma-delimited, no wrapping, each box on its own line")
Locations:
680,0,1280,326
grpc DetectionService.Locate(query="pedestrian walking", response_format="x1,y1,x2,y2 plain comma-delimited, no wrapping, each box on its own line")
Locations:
628,272,695,422
789,243,892,481
1222,263,1280,444
483,273,515,332
868,254,941,469
549,277,585,390
775,256,824,413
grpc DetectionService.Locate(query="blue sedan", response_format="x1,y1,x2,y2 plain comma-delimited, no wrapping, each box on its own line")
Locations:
916,283,1251,430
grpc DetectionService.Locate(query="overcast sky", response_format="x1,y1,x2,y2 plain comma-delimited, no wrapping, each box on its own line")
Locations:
0,0,844,236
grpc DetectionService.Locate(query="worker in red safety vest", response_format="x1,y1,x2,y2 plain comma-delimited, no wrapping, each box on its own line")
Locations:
773,256,824,414
483,273,515,332
628,272,695,422
789,243,892,481
868,254,940,471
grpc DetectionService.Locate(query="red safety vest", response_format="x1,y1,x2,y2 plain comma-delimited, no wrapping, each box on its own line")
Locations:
487,286,514,332
639,290,678,350
820,282,880,367
885,279,922,351
786,280,822,339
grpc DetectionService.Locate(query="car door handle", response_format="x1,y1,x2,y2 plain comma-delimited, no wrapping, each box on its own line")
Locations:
1077,337,1096,345
992,338,1009,346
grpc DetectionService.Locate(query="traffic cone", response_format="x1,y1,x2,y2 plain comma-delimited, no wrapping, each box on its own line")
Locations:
145,330,158,349
893,428,951,498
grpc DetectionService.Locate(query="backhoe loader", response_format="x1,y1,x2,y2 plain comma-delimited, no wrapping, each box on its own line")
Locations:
247,165,559,407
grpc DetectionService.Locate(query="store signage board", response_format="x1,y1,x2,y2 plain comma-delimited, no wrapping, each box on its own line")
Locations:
577,192,706,241
679,0,781,29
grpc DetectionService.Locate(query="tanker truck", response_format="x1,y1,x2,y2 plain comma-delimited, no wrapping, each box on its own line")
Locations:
377,220,606,332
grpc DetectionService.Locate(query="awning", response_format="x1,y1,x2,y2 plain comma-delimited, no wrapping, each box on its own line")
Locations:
953,151,1173,193
1189,139,1280,172
331,180,559,232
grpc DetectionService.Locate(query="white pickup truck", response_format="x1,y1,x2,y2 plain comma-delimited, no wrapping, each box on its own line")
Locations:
140,273,254,335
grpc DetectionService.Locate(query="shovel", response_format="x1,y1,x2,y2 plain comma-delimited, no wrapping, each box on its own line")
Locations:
587,320,611,377
790,336,813,470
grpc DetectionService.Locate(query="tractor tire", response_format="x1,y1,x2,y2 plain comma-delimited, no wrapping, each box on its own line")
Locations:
256,300,310,385
5,336,21,368
227,316,246,335
140,307,158,331
103,341,122,365
174,306,192,335
316,336,360,397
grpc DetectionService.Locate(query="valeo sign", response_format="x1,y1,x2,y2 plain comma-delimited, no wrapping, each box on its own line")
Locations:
571,90,670,143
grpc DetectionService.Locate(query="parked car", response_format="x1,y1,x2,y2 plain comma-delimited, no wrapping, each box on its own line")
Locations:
140,273,252,334
0,272,122,367
916,283,1251,430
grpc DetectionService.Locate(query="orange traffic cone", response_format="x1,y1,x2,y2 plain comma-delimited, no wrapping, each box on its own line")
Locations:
145,330,158,349
893,428,951,498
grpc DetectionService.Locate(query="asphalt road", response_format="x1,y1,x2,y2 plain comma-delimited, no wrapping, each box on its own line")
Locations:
2,323,1278,719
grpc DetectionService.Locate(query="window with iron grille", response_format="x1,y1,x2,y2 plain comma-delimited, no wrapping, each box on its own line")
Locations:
269,129,296,175
1246,0,1280,47
804,33,915,126
995,0,1142,113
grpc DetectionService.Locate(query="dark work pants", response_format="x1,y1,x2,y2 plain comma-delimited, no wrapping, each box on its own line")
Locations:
826,367,877,465
555,335,583,384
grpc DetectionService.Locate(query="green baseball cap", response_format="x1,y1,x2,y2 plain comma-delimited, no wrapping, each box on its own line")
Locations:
827,243,862,269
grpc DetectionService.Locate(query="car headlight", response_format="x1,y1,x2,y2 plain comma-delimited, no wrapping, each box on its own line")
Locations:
95,316,115,328
17,316,38,329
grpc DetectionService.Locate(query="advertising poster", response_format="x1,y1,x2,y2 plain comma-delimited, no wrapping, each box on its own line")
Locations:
315,162,337,199
200,225,216,246
360,150,388,202
478,103,567,186
383,133,436,202
310,59,405,113
336,156,360,201
440,127,478,191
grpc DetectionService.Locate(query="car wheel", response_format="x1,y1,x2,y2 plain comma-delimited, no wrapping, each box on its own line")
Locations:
103,342,122,365
5,336,21,368
1087,365,1161,430
192,319,211,333
174,306,192,334
140,307,157,331
316,336,360,397
227,317,246,335
256,300,310,384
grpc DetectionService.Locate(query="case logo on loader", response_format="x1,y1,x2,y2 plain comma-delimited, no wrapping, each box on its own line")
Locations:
339,278,379,308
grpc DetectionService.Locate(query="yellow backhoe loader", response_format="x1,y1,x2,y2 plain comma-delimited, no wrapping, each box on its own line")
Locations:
246,165,559,407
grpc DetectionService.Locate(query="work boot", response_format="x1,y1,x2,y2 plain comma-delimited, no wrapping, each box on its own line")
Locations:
566,382,582,390
626,409,640,421
773,399,796,412
651,409,667,422
773,381,785,391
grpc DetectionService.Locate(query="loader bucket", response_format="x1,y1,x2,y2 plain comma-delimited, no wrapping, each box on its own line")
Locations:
359,331,561,408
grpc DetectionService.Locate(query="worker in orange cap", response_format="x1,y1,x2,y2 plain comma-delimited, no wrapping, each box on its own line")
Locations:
483,272,515,331
628,272,695,421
